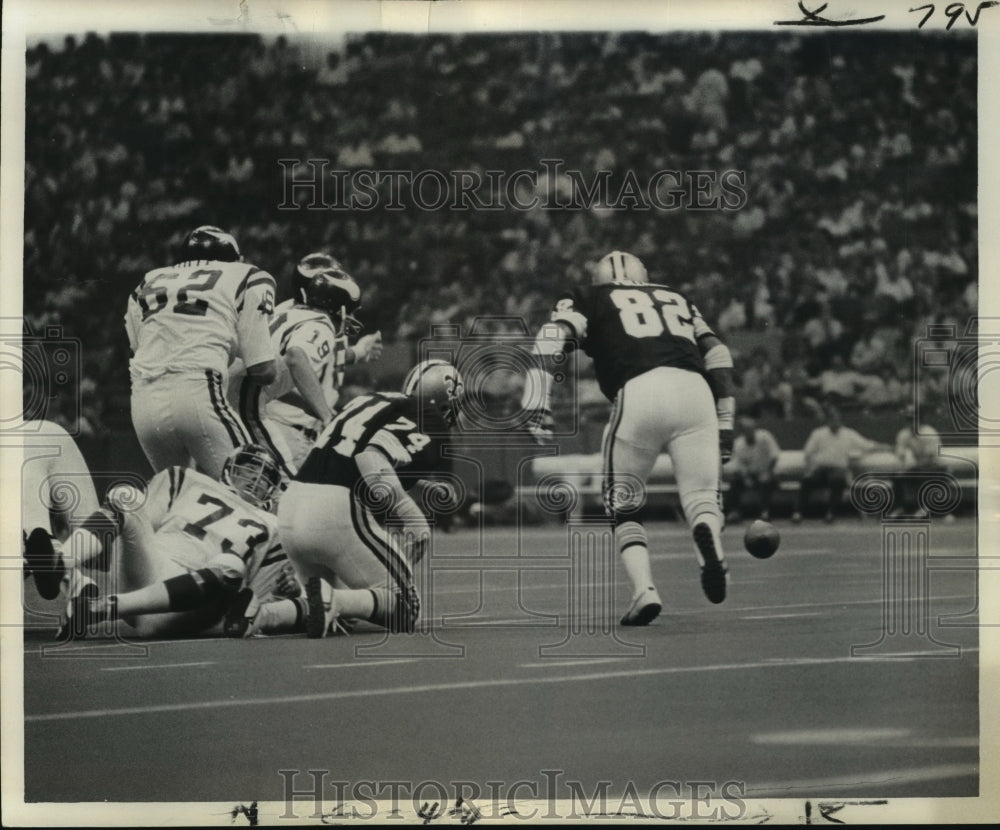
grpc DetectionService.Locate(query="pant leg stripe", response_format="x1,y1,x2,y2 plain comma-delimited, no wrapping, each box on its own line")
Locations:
602,388,625,517
238,379,294,478
206,370,251,448
349,496,411,592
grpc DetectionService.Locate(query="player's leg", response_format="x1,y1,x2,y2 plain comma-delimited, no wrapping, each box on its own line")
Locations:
237,379,297,479
278,483,419,636
187,371,254,480
265,417,317,473
52,489,182,637
757,473,775,520
664,371,728,604
22,425,101,599
725,473,746,522
601,381,662,625
131,380,192,473
793,469,819,522
824,467,848,521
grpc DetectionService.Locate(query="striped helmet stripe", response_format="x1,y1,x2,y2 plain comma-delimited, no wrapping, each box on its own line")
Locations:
403,359,450,396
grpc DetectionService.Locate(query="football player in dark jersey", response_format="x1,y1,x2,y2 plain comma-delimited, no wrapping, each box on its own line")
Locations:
522,251,736,625
250,359,462,637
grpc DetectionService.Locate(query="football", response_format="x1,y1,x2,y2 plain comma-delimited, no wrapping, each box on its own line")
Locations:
744,519,780,559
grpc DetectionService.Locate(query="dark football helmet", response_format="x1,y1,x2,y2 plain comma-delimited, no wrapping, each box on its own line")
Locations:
303,268,363,337
220,444,282,509
294,251,343,303
179,225,242,263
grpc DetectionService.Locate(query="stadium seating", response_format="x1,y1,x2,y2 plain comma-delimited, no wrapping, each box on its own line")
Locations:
24,31,977,450
528,447,978,521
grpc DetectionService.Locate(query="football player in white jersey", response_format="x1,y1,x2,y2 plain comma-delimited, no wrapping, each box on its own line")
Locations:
21,420,101,600
522,251,736,625
26,444,289,639
125,226,278,479
235,254,383,476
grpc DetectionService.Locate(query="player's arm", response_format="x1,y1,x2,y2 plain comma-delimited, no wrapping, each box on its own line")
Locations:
124,293,141,355
697,332,736,462
237,270,278,386
346,330,383,364
521,296,587,442
356,444,431,564
55,468,174,572
284,345,334,423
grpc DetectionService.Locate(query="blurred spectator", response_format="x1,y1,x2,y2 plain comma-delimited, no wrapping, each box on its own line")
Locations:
20,31,976,437
813,354,866,408
724,415,781,522
802,302,845,372
740,349,791,419
892,422,955,520
792,405,890,522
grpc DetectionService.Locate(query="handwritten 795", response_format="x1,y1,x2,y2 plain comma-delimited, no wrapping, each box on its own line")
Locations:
774,0,998,29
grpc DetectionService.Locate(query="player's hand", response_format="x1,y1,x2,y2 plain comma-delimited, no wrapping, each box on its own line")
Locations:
355,331,383,363
409,536,429,565
274,562,303,599
526,408,555,445
719,429,734,464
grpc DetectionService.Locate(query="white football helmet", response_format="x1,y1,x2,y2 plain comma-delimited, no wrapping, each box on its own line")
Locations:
221,444,282,509
593,251,649,285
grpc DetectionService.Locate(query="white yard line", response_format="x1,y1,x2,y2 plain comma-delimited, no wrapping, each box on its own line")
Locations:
305,658,417,669
25,648,977,724
101,660,215,672
518,658,637,668
744,762,978,796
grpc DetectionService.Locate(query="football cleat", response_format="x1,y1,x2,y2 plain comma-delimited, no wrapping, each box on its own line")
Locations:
593,251,649,285
694,522,728,604
222,588,257,637
179,225,241,263
369,584,420,634
24,528,66,600
305,576,338,639
403,359,464,427
620,586,663,626
55,581,114,641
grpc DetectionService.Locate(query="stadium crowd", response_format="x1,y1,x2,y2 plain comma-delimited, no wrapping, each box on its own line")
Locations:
23,30,976,436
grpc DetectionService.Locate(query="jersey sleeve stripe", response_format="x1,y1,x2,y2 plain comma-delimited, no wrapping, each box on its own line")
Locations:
260,546,287,568
234,267,262,298
234,268,273,309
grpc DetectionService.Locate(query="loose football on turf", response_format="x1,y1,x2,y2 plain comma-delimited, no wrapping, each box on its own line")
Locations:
744,519,780,559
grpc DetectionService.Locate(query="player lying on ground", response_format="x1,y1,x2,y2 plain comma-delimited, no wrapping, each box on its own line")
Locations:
239,359,463,638
522,251,736,626
22,420,100,598
125,225,278,479
24,444,294,639
231,257,383,478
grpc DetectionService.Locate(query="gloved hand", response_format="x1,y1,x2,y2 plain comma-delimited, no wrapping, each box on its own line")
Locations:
526,408,555,445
